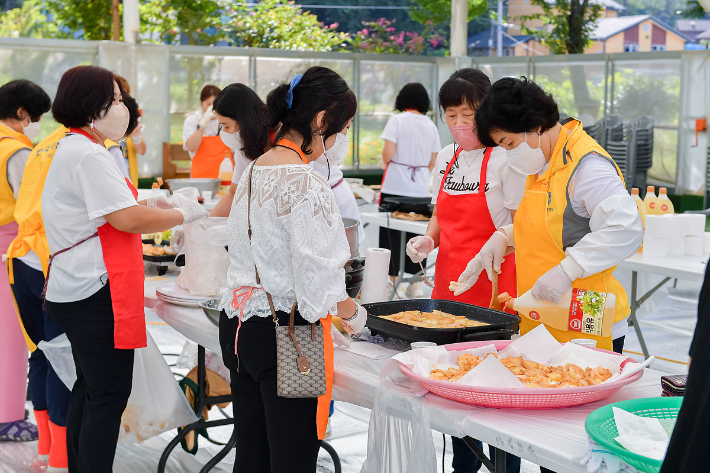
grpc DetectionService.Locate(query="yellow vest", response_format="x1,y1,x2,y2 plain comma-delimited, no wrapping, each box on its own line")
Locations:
0,124,33,226
513,118,630,351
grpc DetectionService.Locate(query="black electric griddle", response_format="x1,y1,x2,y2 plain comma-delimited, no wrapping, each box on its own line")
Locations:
364,299,520,344
378,196,434,218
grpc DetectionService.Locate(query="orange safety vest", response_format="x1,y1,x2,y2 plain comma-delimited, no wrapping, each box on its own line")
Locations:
0,124,33,226
513,118,630,351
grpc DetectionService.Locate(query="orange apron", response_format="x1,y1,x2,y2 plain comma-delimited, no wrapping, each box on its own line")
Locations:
432,146,517,305
191,135,231,178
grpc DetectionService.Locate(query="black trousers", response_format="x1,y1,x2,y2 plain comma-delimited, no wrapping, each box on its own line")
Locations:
10,259,71,426
379,192,427,277
47,284,134,473
219,310,321,473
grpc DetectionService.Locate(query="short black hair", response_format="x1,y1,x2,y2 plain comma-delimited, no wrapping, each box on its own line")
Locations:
52,65,140,135
0,79,51,122
266,66,357,156
438,68,490,113
213,83,269,161
394,83,430,114
475,76,560,148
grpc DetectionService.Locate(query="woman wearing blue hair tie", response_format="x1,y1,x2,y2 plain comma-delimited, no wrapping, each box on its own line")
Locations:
218,66,361,473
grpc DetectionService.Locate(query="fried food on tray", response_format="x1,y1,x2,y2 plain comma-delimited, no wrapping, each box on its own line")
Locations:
429,354,614,388
380,310,488,329
142,243,176,257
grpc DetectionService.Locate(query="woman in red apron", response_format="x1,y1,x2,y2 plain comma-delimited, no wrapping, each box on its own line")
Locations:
218,67,365,473
183,84,232,178
42,66,209,473
405,69,526,473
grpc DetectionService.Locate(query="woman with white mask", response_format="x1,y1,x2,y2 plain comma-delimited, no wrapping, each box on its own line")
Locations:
310,122,365,242
42,65,208,473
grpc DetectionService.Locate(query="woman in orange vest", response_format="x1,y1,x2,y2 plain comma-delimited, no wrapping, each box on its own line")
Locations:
183,84,231,178
218,67,365,473
0,80,50,445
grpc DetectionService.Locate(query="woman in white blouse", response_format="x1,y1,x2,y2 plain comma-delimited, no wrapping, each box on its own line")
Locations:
218,66,366,473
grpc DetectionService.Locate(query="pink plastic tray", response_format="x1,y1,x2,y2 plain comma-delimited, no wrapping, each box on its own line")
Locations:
399,340,644,409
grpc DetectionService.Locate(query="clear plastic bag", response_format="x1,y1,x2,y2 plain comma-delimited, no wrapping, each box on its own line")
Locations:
37,333,76,390
175,340,231,384
176,217,229,296
118,331,198,443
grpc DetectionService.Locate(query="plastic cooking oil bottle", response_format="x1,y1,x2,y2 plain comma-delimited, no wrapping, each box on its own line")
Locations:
217,152,233,197
631,188,646,226
644,185,659,215
657,187,674,214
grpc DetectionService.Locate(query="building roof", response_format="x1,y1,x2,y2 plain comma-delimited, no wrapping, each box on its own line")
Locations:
694,28,710,39
468,31,533,49
675,19,710,32
590,15,694,43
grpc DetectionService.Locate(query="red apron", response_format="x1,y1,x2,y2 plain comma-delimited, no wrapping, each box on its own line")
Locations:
431,147,517,306
45,129,146,349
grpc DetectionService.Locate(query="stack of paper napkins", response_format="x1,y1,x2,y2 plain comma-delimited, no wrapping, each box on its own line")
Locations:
612,407,674,461
643,214,706,258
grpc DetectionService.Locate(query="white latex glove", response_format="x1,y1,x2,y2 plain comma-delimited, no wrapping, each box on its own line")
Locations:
147,195,173,209
341,303,367,335
574,439,637,473
454,230,509,296
406,236,435,263
330,324,351,347
198,105,215,128
171,187,209,224
531,264,574,304
170,228,185,252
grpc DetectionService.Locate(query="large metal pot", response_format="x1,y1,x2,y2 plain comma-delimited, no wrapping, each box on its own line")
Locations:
342,217,360,260
166,178,220,196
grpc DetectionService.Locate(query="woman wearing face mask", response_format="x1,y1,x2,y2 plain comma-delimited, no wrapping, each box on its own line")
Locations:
0,79,50,445
379,83,441,297
218,67,365,473
42,65,208,473
461,76,642,358
183,84,231,178
405,68,525,473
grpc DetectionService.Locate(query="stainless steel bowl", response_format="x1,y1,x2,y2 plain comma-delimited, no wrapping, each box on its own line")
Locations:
342,217,360,260
166,178,221,196
199,299,222,327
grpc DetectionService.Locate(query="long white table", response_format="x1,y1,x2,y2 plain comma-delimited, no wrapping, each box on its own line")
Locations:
145,276,662,473
616,252,707,358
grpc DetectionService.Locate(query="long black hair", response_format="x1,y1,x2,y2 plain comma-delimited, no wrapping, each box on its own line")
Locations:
213,83,268,161
265,66,357,156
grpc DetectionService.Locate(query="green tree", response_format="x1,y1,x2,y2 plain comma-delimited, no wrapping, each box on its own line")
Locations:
0,0,55,38
624,0,686,24
140,0,225,45
46,0,114,40
519,0,602,54
225,0,350,51
683,0,708,18
409,0,487,26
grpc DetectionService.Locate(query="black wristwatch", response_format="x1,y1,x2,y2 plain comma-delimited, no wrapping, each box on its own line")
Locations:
196,124,201,130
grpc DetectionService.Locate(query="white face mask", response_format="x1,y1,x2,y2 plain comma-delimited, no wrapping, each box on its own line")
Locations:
91,103,130,142
505,132,547,175
22,119,41,140
220,129,242,150
316,133,348,181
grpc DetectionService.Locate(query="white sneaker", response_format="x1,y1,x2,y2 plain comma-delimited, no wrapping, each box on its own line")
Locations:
406,281,424,298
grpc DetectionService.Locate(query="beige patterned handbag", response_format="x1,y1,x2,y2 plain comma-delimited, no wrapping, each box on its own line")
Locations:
247,161,326,398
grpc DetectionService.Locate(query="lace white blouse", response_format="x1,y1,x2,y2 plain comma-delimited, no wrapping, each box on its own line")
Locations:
219,163,351,323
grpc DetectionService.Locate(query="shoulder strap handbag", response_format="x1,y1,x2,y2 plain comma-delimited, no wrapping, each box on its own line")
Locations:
247,161,326,398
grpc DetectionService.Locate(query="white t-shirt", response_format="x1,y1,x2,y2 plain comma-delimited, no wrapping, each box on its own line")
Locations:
380,112,441,197
182,110,220,159
432,145,526,228
107,143,130,180
7,148,30,200
231,148,252,185
43,134,138,303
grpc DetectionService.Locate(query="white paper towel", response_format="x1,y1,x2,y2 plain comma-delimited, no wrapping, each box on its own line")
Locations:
667,236,685,256
685,235,703,256
704,233,710,254
644,215,671,238
665,214,688,238
642,236,668,257
686,214,706,236
361,248,391,304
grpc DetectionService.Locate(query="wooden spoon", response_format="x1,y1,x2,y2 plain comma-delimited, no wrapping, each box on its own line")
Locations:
489,271,501,311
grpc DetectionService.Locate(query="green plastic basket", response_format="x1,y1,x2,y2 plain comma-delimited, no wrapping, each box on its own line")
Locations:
586,397,683,473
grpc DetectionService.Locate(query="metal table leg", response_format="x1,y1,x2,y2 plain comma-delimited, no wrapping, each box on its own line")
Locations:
461,436,508,473
628,271,672,359
320,441,342,473
388,231,408,300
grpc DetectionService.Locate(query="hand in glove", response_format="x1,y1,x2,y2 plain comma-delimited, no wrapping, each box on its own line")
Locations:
574,439,637,473
531,264,573,304
147,195,174,210
170,228,185,252
171,187,209,224
330,324,351,347
406,236,435,263
454,230,508,296
341,303,367,335
198,105,215,128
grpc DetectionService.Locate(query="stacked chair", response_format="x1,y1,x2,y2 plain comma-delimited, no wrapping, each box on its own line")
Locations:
605,124,636,191
628,116,654,194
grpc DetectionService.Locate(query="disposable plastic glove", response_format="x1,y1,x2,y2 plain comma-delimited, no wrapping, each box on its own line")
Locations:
454,231,508,296
574,439,637,473
341,304,367,335
531,264,573,304
406,236,435,263
171,187,209,225
147,195,174,210
170,228,185,252
330,324,351,347
198,105,215,128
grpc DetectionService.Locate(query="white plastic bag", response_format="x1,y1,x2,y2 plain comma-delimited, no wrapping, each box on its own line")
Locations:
176,340,231,384
176,217,229,296
37,334,76,390
118,331,198,443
